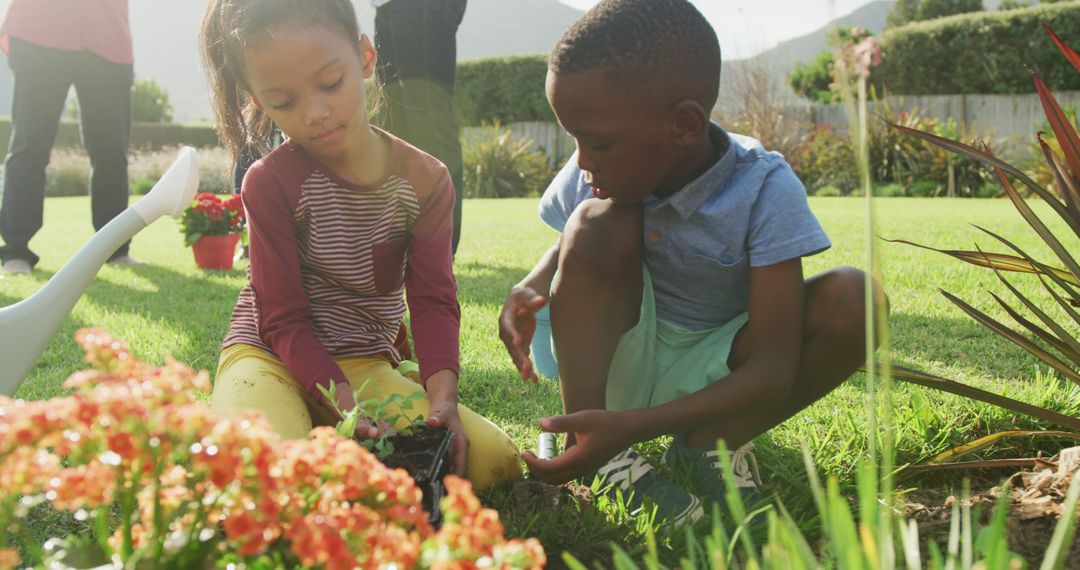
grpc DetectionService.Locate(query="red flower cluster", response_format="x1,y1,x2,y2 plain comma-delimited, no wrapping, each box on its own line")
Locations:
0,330,545,570
179,192,246,247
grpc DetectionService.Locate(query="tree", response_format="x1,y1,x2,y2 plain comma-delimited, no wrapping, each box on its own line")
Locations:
132,78,174,123
888,0,982,25
916,0,982,20
789,51,837,104
887,0,919,27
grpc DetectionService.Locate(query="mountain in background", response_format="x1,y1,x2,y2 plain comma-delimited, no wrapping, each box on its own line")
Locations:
0,0,1007,121
719,0,1003,106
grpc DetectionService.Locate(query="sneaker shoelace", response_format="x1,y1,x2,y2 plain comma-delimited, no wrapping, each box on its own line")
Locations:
703,442,762,489
597,448,654,491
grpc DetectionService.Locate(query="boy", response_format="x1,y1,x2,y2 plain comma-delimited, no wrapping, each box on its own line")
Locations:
499,0,878,525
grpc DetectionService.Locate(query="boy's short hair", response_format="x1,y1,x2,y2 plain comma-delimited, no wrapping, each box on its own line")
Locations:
549,0,721,108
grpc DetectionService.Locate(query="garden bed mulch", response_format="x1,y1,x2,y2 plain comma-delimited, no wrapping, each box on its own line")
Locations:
904,446,1080,568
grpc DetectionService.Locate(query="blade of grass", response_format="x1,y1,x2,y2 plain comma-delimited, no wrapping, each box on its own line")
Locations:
940,289,1080,385
881,364,1080,431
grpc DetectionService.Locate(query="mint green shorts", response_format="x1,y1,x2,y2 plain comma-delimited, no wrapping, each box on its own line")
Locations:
553,265,749,412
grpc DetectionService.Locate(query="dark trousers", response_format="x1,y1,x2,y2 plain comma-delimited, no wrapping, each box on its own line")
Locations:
375,0,467,254
0,38,133,266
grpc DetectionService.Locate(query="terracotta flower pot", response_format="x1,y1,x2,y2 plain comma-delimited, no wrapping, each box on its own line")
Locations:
191,234,240,270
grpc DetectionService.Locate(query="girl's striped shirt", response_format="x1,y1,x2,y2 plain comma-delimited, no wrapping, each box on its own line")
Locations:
223,132,460,398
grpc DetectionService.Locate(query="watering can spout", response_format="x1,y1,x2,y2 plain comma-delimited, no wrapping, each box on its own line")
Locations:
0,147,199,397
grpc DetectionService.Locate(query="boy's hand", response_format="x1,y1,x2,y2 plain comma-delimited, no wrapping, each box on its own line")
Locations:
498,287,548,382
521,409,631,484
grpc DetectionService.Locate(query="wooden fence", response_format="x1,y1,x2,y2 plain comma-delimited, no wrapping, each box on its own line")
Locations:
800,91,1080,154
462,121,575,166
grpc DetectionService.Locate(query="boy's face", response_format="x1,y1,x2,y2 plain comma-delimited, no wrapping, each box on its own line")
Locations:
546,68,682,204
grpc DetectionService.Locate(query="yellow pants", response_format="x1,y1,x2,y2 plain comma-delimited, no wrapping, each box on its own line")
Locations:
212,344,522,490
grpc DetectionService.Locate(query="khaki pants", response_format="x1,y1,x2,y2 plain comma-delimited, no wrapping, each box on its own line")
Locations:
212,344,522,490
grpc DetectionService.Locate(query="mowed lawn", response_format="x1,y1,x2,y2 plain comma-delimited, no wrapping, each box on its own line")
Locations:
2,195,1078,562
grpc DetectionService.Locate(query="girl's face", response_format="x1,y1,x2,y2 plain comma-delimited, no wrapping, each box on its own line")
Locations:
243,25,376,166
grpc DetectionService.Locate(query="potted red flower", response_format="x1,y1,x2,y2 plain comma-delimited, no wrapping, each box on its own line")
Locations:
179,192,246,270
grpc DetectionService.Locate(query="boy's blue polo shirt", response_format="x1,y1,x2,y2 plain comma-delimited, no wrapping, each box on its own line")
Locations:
539,124,831,331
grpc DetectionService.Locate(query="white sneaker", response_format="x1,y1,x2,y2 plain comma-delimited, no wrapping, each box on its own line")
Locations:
2,259,31,274
107,255,142,267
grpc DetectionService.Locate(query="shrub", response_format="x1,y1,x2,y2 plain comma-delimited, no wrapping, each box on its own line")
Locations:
462,125,557,199
813,185,843,197
129,146,232,196
890,113,996,197
455,55,555,126
875,2,1080,94
131,77,174,124
788,124,860,194
873,182,906,197
43,150,90,197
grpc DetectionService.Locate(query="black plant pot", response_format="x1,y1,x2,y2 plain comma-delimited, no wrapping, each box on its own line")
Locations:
381,425,454,528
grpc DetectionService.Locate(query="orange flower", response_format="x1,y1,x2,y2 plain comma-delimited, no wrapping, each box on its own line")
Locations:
0,548,21,570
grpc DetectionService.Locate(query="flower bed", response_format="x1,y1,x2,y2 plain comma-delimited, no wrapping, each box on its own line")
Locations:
0,330,545,569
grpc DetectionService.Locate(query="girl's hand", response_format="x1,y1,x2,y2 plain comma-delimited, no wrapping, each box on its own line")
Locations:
425,370,468,477
326,381,381,440
427,401,468,477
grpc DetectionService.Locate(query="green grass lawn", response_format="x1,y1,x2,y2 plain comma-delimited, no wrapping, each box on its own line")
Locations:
2,195,1079,565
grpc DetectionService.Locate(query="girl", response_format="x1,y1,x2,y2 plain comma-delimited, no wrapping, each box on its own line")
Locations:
200,0,521,489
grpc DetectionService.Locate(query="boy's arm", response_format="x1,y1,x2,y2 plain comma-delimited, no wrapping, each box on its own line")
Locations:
524,258,806,484
499,239,560,382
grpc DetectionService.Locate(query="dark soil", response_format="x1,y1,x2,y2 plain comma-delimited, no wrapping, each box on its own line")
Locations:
382,424,452,481
903,471,1080,568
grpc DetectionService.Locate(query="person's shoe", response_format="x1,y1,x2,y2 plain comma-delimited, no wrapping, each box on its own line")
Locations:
662,437,763,509
589,447,704,526
1,258,31,275
107,254,142,267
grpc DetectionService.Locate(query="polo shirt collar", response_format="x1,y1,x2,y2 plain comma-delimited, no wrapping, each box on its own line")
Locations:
655,123,736,219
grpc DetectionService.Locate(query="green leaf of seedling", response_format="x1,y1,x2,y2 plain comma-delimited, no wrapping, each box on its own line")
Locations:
184,233,202,247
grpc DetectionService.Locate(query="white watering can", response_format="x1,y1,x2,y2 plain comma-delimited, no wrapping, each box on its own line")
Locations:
0,147,199,396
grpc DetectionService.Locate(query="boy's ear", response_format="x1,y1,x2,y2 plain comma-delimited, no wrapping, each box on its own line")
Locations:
359,34,378,78
669,99,708,147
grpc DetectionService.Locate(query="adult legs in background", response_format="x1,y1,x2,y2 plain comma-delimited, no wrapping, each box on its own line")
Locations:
74,47,134,262
375,0,467,253
0,39,74,268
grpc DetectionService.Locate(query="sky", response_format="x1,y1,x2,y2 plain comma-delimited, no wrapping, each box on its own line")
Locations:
557,0,879,59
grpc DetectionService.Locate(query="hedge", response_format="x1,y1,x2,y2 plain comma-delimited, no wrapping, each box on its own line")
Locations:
455,54,555,126
875,1,1080,95
0,119,221,158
